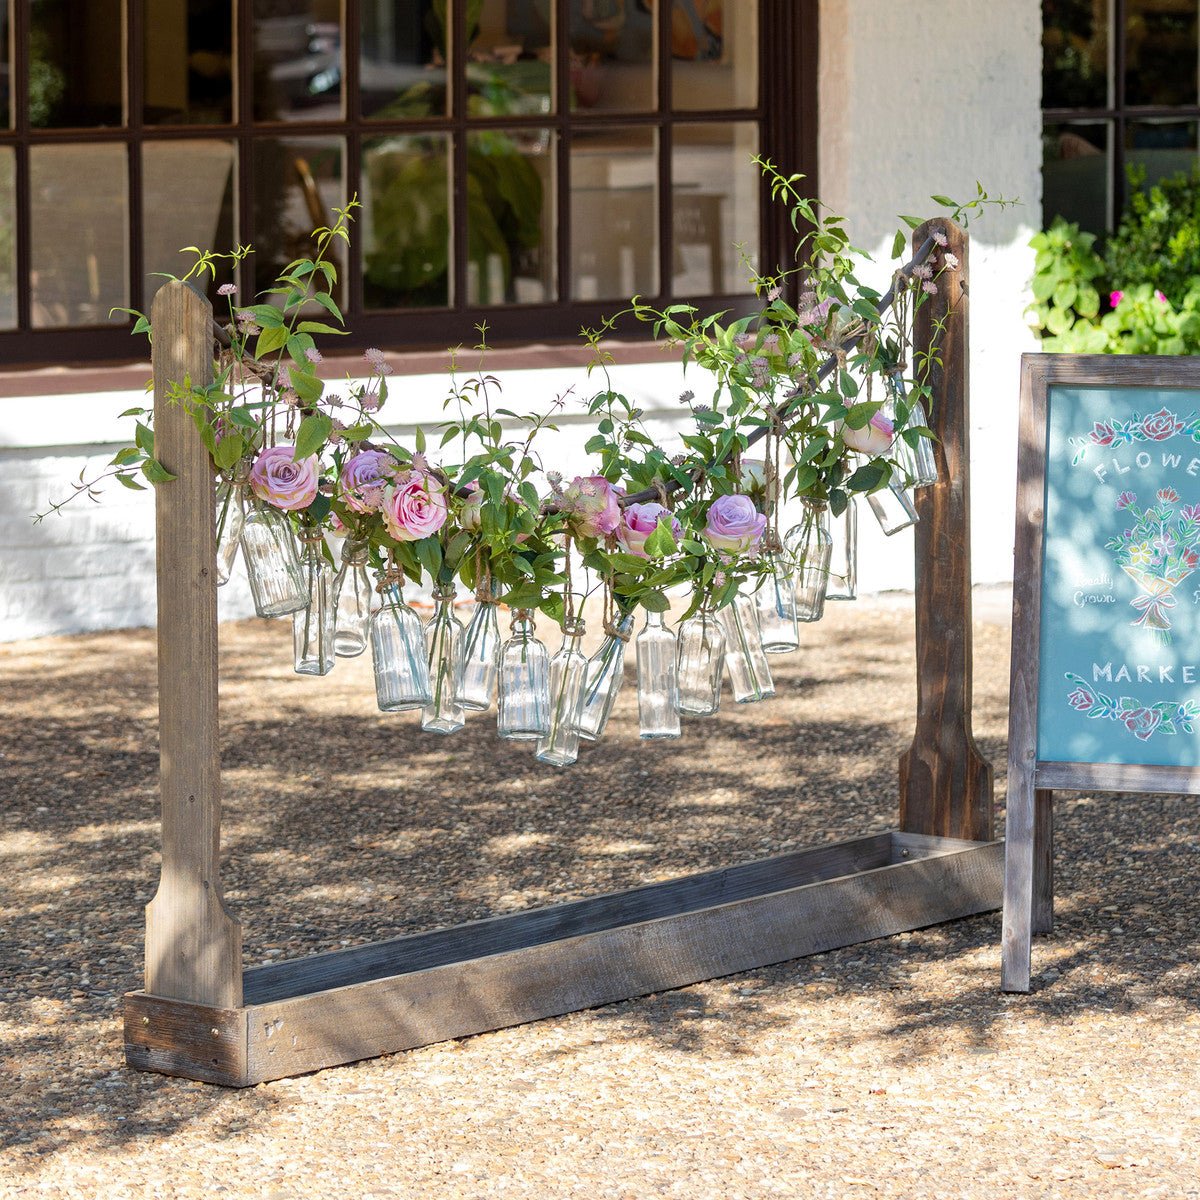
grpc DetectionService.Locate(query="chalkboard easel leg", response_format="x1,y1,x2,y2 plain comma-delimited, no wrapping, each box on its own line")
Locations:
1031,788,1054,935
1000,776,1035,992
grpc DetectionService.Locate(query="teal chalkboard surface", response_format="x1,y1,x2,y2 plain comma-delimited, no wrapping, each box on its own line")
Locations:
1038,384,1200,767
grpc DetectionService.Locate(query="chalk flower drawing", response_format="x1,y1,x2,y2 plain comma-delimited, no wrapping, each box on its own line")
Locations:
1064,673,1200,740
1104,490,1200,642
1069,407,1200,466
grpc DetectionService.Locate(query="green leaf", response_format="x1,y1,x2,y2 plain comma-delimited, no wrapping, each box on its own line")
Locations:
415,425,426,454
291,370,324,403
606,552,649,574
846,462,887,493
891,229,906,259
311,292,344,323
116,472,147,491
254,325,289,359
640,589,670,612
643,517,679,558
243,304,285,329
134,421,155,455
296,321,348,336
213,433,246,470
294,412,332,460
141,457,177,484
415,536,443,582
930,194,956,208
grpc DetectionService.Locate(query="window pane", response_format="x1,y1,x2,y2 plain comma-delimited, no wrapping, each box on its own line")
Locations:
1127,119,1198,204
253,137,345,301
29,0,124,127
467,128,555,305
1042,0,1109,109
361,0,448,119
143,141,237,300
253,0,343,122
571,127,657,300
468,0,553,117
1043,120,1110,232
30,144,127,327
0,148,14,328
673,122,757,296
672,0,755,111
570,0,655,112
144,0,235,125
362,133,451,308
1126,0,1197,107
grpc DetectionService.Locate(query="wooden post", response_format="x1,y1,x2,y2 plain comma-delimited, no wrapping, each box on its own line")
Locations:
899,220,994,843
144,281,242,1009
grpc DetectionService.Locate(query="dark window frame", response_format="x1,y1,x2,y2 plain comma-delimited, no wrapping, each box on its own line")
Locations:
0,0,817,369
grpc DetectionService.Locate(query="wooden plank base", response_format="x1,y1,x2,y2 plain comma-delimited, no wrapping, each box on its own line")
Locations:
125,832,1003,1086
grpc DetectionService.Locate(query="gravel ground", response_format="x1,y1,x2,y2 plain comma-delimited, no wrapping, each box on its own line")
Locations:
3,590,1199,1199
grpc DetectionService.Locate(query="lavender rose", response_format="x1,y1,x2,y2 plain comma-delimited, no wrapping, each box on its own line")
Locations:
249,445,319,511
841,411,894,457
338,449,396,514
702,494,767,556
620,502,682,558
382,471,448,542
562,475,621,540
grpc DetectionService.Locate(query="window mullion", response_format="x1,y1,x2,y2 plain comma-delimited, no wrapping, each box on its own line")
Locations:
451,0,469,311
128,0,145,316
554,0,570,306
656,0,671,301
13,0,30,331
344,0,363,320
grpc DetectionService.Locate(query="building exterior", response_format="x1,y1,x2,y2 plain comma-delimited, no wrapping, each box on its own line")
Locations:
0,0,1042,639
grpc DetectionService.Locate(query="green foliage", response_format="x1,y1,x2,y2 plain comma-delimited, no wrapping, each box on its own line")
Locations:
1026,217,1105,345
1105,166,1200,304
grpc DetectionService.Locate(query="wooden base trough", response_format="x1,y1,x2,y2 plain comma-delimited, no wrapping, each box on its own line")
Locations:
125,221,1002,1087
126,832,1002,1087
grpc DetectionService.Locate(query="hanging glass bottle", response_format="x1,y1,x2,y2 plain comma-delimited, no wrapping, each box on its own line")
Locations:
716,593,775,703
422,586,466,735
241,500,307,618
498,609,551,739
370,572,432,712
636,609,681,739
755,540,800,653
786,500,833,623
456,581,502,712
578,611,635,741
885,369,938,488
535,619,589,767
675,606,726,717
293,527,335,676
332,539,373,657
214,471,246,587
867,478,919,536
826,498,858,601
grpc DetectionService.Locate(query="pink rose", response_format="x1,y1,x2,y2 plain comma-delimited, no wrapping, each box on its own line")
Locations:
702,494,767,556
1089,421,1116,446
382,470,448,542
841,411,895,457
459,481,484,532
1067,686,1093,712
1140,408,1183,442
249,445,319,511
338,449,396,513
1122,707,1160,741
619,502,682,558
562,475,621,539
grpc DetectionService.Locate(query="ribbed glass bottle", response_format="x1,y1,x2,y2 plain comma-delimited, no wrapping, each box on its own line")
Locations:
422,587,466,735
456,587,502,712
636,610,680,738
293,527,335,675
214,475,246,586
370,582,432,712
497,609,551,739
535,620,589,767
578,612,635,741
786,500,833,623
675,608,726,717
716,593,774,703
242,501,307,618
886,370,938,488
332,539,373,657
866,479,919,535
755,550,800,652
826,498,858,601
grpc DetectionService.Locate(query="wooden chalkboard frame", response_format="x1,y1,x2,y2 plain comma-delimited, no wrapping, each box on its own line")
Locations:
1001,353,1200,992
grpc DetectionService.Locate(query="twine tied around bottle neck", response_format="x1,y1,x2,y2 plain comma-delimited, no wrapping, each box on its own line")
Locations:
298,525,325,545
375,563,405,594
432,584,457,603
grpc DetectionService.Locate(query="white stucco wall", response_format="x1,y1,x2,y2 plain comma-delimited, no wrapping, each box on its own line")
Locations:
820,0,1043,591
0,1,1043,641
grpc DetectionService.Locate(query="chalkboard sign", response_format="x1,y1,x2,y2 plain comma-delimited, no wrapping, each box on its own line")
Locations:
1002,354,1200,992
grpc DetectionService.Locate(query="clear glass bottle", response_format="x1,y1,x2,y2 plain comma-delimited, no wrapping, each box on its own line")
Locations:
370,579,433,712
497,609,551,740
716,593,775,703
675,607,727,717
456,587,502,712
241,500,307,618
786,500,833,623
214,473,246,587
578,611,635,741
535,619,589,767
886,370,938,488
755,549,800,652
826,498,858,601
636,609,681,739
293,527,335,676
332,539,373,657
422,586,466,735
867,478,919,536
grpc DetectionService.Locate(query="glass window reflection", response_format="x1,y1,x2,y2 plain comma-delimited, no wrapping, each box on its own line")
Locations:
0,148,14,329
144,0,235,125
569,0,655,112
30,0,124,127
672,0,755,111
1043,0,1109,110
254,0,343,122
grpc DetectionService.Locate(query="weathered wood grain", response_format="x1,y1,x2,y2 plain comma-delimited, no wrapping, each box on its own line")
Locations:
1032,788,1054,935
144,280,242,1009
124,992,247,1086
1035,760,1200,795
900,220,995,843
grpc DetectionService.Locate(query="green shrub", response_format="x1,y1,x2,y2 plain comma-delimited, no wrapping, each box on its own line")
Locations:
1104,166,1200,305
1027,217,1105,347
